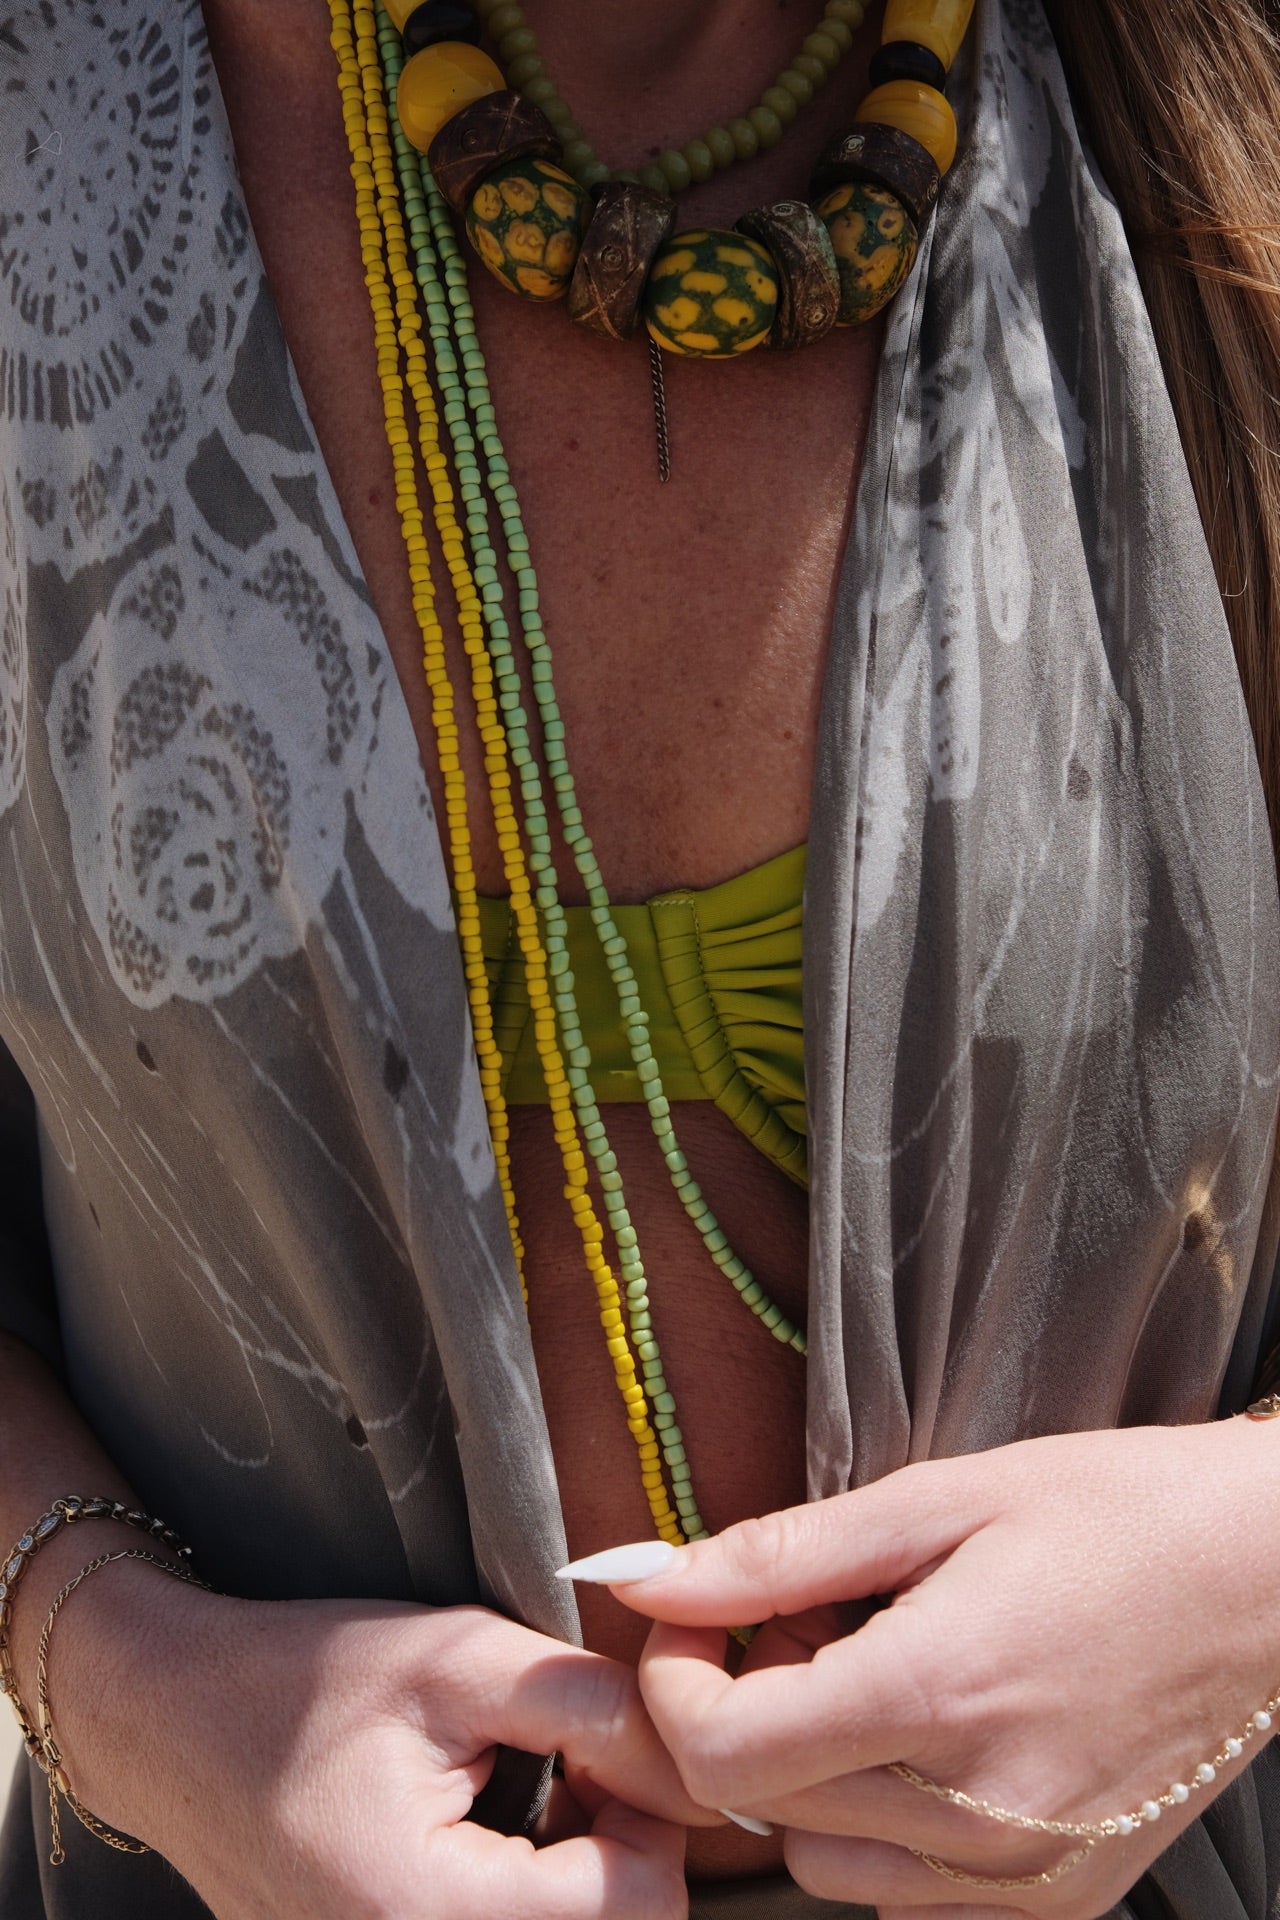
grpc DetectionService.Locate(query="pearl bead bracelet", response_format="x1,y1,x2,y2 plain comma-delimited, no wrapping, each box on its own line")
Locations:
891,1687,1280,1865
1104,1697,1278,1837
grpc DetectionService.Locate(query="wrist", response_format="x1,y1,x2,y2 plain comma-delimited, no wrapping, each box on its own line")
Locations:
39,1553,231,1845
3,1498,193,1738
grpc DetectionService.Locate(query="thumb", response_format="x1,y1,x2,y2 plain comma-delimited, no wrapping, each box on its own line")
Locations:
577,1462,988,1624
427,1611,716,1826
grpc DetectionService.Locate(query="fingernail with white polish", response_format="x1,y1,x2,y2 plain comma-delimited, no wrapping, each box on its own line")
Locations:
720,1810,774,1836
554,1541,678,1584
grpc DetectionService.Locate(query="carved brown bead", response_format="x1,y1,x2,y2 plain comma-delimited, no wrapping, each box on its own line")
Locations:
735,200,841,349
427,90,562,215
810,123,941,228
567,181,676,341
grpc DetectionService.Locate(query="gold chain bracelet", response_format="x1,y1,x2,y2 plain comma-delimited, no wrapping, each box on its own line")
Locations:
0,1497,193,1763
892,1673,1280,1894
37,1546,210,1866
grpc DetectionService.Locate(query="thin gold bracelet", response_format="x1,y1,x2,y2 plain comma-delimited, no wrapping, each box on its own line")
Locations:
37,1546,210,1867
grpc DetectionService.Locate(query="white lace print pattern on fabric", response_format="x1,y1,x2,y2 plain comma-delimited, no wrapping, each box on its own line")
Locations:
4,1,452,1007
2,8,222,568
48,542,448,1009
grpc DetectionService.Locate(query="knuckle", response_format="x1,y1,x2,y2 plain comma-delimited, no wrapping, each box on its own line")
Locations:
722,1511,792,1597
579,1654,642,1756
782,1830,850,1903
674,1710,744,1809
885,1599,958,1747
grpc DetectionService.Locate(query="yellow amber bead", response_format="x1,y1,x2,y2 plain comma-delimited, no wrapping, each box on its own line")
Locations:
396,43,505,153
382,0,420,27
882,0,976,69
855,79,957,173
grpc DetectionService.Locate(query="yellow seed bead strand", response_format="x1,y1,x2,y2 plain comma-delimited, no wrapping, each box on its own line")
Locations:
400,101,721,1536
328,0,525,1282
368,6,682,1540
469,0,866,195
362,27,527,1252
383,46,691,1545
372,17,683,1544
354,3,530,1283
342,0,685,1541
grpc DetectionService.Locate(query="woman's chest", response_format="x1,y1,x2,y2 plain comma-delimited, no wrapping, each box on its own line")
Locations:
225,79,881,899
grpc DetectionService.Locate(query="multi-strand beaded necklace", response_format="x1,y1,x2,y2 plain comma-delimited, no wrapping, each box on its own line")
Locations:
326,0,973,1547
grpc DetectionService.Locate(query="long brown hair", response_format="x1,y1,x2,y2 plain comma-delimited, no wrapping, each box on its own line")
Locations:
1043,0,1280,850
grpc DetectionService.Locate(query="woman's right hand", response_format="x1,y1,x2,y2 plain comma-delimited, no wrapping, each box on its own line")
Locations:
49,1560,701,1919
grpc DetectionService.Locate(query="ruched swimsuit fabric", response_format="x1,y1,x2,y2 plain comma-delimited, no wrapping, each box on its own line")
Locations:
474,844,808,1185
2,3,1280,1918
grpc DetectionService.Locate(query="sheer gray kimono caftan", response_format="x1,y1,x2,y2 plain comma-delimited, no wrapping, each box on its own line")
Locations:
1,1,1279,1915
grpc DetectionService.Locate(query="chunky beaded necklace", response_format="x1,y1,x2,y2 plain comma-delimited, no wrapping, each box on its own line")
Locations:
386,0,970,473
326,0,973,1548
391,0,966,326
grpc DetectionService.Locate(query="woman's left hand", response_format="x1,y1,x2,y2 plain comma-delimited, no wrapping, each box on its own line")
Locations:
602,1418,1280,1919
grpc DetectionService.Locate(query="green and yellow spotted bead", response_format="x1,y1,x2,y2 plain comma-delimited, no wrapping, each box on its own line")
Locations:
642,229,779,358
465,156,590,300
814,180,918,327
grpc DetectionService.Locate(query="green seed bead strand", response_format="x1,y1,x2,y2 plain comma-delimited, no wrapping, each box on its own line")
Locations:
378,16,717,1535
469,0,866,195
380,27,808,1367
408,211,708,1534
412,153,806,1355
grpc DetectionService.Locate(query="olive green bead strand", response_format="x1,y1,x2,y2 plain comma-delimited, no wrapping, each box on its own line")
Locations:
471,0,866,194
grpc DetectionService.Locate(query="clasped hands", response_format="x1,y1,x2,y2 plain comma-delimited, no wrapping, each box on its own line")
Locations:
68,1418,1280,1920
579,1417,1280,1919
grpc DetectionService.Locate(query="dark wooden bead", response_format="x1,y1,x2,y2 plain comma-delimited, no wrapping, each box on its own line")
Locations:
567,180,675,341
810,123,941,228
869,39,947,92
403,1,482,53
734,200,840,350
427,90,562,215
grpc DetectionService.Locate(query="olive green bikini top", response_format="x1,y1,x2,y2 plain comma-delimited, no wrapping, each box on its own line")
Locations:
474,843,807,1186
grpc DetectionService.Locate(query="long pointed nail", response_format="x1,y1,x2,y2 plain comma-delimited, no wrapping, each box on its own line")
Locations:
554,1541,678,1584
720,1810,774,1836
